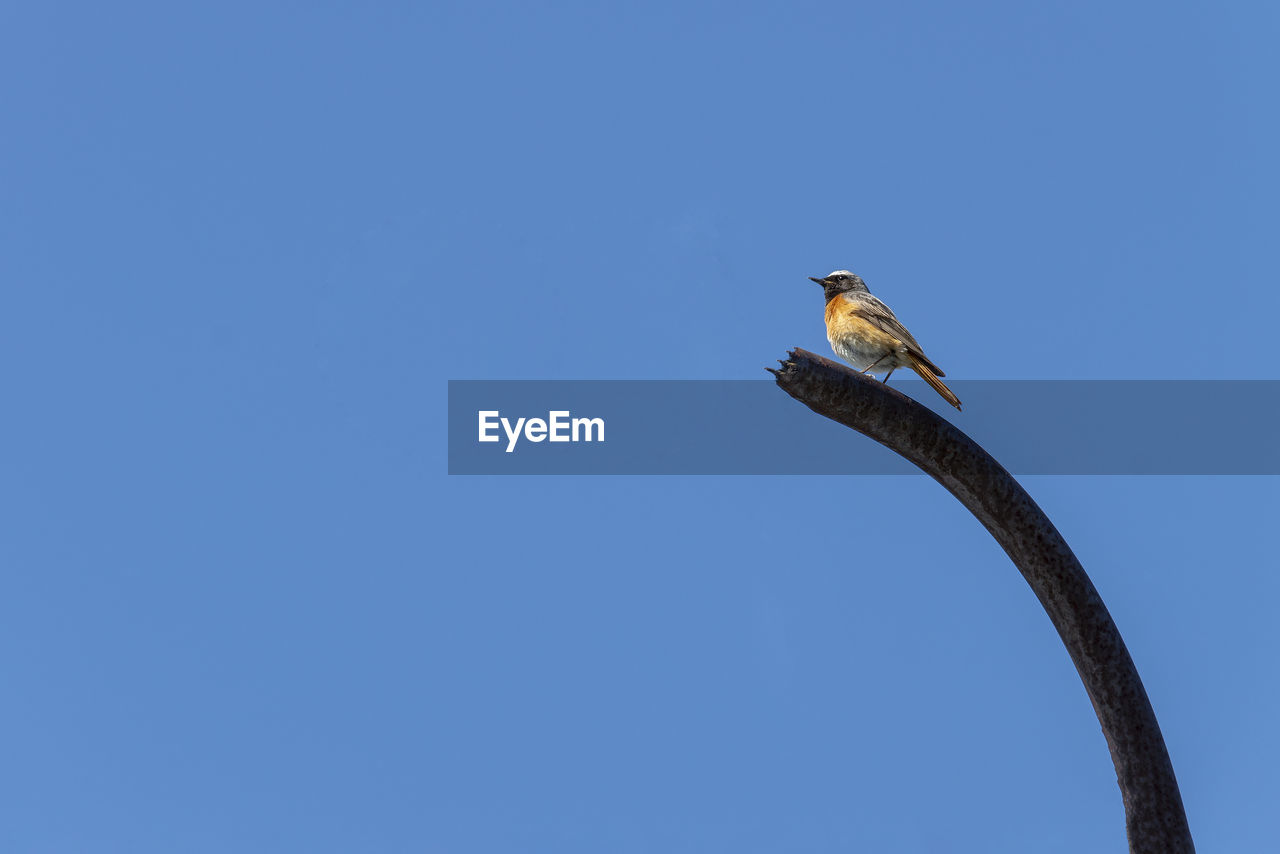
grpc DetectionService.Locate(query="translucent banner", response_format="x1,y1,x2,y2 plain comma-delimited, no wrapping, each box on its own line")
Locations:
447,380,1280,475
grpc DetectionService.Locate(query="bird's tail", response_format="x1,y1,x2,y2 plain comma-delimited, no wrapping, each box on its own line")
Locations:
908,355,962,411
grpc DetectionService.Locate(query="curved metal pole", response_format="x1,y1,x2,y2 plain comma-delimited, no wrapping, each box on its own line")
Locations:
769,348,1194,854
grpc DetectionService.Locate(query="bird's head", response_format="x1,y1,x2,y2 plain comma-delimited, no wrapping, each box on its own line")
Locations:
809,270,869,302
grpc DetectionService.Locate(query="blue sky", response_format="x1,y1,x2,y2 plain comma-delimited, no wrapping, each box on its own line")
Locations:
2,1,1278,851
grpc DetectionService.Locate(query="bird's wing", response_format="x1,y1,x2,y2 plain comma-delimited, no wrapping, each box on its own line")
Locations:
847,295,946,377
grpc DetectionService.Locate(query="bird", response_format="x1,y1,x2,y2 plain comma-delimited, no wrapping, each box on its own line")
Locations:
809,270,962,410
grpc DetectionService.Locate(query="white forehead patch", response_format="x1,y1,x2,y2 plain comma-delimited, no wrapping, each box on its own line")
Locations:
828,270,854,277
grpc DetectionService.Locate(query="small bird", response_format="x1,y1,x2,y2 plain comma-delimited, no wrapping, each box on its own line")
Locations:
809,270,962,410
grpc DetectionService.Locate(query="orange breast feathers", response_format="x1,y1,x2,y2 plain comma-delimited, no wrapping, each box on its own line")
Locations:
824,297,903,350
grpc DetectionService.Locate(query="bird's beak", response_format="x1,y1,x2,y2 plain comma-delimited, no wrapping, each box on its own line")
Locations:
809,276,827,285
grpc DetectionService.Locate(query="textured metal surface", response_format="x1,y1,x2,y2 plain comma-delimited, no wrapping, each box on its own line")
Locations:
769,348,1194,854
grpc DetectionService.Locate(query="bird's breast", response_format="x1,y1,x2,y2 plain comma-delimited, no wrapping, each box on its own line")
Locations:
825,300,906,372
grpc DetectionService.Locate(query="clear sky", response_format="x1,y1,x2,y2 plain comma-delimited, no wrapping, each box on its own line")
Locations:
2,2,1278,852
